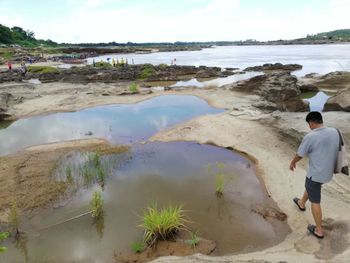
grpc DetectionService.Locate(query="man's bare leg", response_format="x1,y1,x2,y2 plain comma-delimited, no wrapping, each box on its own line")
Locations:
298,190,308,209
311,202,323,236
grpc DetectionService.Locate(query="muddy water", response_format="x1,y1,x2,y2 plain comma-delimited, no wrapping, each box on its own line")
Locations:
0,95,223,156
3,142,289,263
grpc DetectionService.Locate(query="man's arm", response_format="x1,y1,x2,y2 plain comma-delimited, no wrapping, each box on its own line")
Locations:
289,154,302,171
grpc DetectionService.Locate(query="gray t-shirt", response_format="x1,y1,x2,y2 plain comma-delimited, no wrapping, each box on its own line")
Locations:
297,127,339,183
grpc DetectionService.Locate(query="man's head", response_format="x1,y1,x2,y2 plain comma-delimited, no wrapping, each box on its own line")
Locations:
306,111,323,130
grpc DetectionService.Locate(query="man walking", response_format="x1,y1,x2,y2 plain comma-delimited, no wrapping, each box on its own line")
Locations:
289,111,339,239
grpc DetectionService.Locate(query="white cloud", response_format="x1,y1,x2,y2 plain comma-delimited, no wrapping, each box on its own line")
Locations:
4,0,350,43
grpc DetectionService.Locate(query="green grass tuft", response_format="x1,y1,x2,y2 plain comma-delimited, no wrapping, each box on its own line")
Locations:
187,231,199,249
0,232,10,253
129,83,139,93
90,191,103,219
27,65,59,74
139,203,186,246
139,65,155,79
131,241,144,253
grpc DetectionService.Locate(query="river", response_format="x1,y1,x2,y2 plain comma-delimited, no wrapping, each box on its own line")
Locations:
88,44,350,77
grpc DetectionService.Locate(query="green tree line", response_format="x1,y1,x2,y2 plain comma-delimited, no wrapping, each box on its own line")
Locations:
0,24,58,47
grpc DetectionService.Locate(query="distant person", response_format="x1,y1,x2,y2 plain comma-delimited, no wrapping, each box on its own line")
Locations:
126,58,128,65
174,58,177,65
7,61,12,71
132,58,134,64
112,58,116,67
289,111,340,239
20,62,27,76
92,59,96,67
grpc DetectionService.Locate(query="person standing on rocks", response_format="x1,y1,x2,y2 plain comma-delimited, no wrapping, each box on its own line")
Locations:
289,111,339,239
7,61,12,71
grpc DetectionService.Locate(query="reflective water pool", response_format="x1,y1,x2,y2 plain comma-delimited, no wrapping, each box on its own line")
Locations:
0,95,223,156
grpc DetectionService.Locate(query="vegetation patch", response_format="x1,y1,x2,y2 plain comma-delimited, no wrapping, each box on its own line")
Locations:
139,203,186,246
90,191,103,219
138,65,156,79
0,231,10,253
129,82,139,93
28,65,59,74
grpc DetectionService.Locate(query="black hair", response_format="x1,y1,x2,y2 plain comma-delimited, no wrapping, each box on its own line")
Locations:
306,111,323,124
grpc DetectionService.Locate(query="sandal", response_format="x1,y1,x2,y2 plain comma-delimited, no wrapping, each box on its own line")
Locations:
293,197,306,211
307,224,324,239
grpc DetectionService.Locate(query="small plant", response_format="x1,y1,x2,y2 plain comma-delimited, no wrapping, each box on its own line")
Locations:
139,203,186,246
207,162,226,197
88,152,101,167
215,172,225,197
129,82,139,93
90,191,103,219
131,241,144,253
96,165,106,187
187,231,199,249
82,164,93,185
8,201,20,237
65,166,73,183
0,232,10,253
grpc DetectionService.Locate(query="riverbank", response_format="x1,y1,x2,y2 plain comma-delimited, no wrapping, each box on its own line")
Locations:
0,68,349,262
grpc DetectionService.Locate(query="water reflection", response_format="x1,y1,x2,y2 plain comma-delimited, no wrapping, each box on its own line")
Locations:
4,142,288,262
0,95,223,156
305,91,330,112
171,72,262,88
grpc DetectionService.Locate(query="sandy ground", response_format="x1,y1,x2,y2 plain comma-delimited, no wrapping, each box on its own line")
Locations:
1,81,350,262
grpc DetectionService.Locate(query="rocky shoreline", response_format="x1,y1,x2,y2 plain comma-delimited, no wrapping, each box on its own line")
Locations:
0,63,350,262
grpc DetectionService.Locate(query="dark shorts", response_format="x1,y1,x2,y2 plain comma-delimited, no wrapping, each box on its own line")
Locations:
305,177,323,203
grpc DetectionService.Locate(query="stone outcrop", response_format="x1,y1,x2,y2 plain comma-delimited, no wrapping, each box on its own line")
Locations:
244,63,302,72
227,72,307,112
0,65,231,84
299,71,350,91
324,88,350,112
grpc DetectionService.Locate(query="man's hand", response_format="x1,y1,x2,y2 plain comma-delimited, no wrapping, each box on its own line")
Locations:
289,154,302,172
289,160,297,171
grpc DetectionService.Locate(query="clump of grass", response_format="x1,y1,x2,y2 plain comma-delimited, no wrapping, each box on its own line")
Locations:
215,162,225,197
186,231,199,249
158,64,168,70
139,203,186,246
129,82,139,93
96,61,112,68
8,201,20,237
82,164,93,185
65,166,73,183
27,65,59,74
90,191,103,219
215,173,224,197
0,232,10,253
131,241,144,253
138,65,155,79
88,152,101,167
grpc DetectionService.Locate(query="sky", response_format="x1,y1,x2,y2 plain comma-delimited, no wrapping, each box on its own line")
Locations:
0,0,349,43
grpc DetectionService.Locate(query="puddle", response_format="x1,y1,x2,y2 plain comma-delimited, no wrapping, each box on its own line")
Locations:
2,142,289,262
0,95,223,156
304,91,330,112
171,72,262,88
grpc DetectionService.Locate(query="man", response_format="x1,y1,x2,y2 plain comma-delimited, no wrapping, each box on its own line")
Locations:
289,111,339,239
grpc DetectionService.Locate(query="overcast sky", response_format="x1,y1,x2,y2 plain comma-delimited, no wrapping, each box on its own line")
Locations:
0,0,349,43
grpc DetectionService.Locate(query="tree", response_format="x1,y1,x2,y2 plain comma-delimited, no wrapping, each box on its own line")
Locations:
0,24,14,44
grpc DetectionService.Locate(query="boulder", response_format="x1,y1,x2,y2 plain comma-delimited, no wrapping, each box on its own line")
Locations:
228,72,307,112
300,71,350,91
324,88,350,112
244,63,302,72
